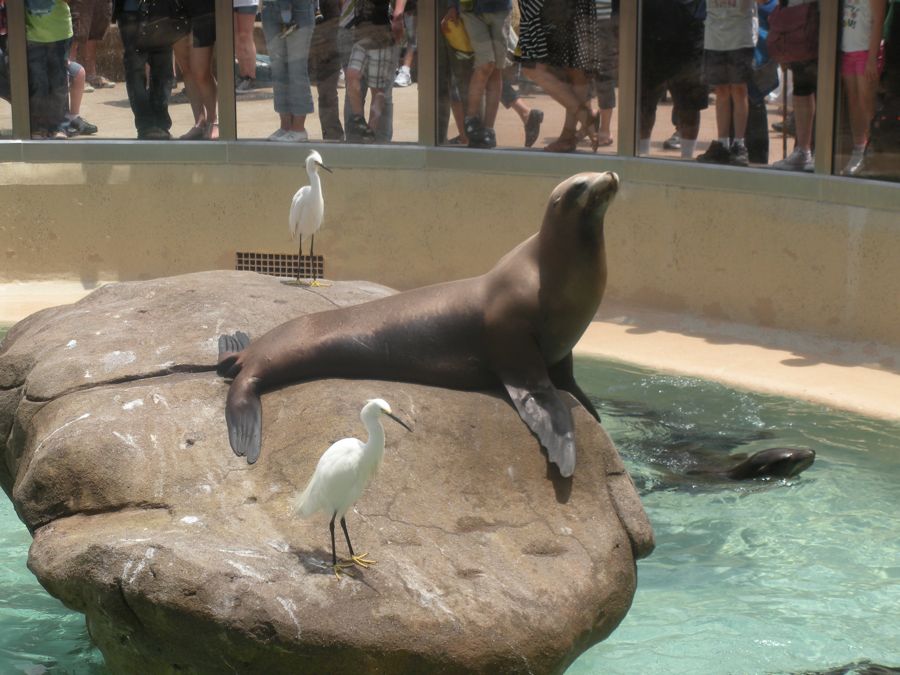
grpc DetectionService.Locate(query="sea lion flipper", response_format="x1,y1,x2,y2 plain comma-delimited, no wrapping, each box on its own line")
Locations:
548,353,602,423
503,380,576,478
217,331,252,378
225,385,262,463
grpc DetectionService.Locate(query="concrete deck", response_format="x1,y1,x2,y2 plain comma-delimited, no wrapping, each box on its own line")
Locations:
3,282,898,422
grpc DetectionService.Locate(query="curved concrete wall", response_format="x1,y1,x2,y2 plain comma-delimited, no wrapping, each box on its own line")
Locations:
1,154,898,346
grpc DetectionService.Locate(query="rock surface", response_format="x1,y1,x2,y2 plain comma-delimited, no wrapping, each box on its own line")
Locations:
0,271,654,674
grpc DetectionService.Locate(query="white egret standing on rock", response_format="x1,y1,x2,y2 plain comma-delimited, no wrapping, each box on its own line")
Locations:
289,150,332,285
294,399,411,577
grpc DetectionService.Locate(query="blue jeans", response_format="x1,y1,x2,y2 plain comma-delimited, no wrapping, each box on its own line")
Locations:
26,39,68,132
262,0,315,116
118,11,174,135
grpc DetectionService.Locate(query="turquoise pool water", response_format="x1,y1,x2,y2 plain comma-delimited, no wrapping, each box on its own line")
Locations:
1,329,898,673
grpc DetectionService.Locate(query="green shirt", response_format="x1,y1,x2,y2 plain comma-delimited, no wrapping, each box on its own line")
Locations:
25,1,73,44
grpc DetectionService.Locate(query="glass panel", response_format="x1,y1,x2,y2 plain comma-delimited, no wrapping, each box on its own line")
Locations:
835,0,899,181
1,1,11,137
237,0,418,143
19,0,218,140
639,0,792,168
437,1,619,153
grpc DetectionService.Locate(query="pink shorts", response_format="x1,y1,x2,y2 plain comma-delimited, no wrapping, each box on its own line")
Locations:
841,46,885,76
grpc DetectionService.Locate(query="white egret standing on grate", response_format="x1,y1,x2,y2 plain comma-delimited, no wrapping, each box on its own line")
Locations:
294,399,411,577
289,150,332,285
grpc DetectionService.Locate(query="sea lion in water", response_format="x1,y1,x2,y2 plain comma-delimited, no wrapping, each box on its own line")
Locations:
217,171,619,476
687,446,816,481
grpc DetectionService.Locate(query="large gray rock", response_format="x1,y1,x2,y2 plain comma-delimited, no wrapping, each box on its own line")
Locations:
0,271,653,674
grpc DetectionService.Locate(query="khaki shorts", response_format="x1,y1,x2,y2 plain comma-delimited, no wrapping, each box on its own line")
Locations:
460,10,509,69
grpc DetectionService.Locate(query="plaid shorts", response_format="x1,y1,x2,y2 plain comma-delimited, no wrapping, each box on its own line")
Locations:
347,39,400,89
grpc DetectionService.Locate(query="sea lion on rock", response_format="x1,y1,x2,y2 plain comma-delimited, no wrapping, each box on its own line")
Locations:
217,171,619,476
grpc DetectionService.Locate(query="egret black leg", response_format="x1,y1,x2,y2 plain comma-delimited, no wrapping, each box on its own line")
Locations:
340,516,354,557
342,516,376,568
310,234,317,284
297,235,303,280
329,512,337,565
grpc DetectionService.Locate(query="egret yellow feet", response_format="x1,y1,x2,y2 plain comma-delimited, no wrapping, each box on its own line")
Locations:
351,553,376,568
330,560,355,579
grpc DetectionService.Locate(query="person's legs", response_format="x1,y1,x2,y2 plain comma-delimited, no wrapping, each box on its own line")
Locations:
173,35,205,134
284,2,314,133
147,46,174,133
118,13,153,134
190,45,217,137
714,84,732,139
731,83,749,139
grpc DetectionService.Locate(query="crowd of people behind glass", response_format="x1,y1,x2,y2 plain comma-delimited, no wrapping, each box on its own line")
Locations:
0,0,898,179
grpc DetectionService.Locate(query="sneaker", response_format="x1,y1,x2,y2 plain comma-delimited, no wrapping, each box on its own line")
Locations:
663,132,681,150
465,115,488,147
279,22,298,39
235,77,255,94
268,128,288,141
696,140,731,164
771,113,796,136
842,150,866,176
87,75,115,89
30,128,48,140
64,116,98,137
337,70,345,88
346,114,375,142
771,147,814,172
83,82,95,93
524,108,543,148
394,66,411,87
278,129,309,142
729,141,749,167
481,127,497,148
139,126,171,140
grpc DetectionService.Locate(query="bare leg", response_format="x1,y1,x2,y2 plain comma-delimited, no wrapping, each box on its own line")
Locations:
731,83,749,139
714,84,731,138
793,93,815,152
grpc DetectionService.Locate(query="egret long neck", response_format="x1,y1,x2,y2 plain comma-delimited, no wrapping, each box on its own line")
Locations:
363,417,386,463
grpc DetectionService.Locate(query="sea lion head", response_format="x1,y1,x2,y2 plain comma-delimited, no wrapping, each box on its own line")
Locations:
725,447,816,480
542,171,618,243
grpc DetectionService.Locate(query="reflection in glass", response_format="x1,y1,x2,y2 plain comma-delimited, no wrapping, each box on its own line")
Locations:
0,0,11,137
173,1,218,140
437,0,618,153
236,0,417,143
25,0,72,139
836,0,894,179
638,0,709,161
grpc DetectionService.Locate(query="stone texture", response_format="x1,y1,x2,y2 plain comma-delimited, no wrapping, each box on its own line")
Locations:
0,271,653,674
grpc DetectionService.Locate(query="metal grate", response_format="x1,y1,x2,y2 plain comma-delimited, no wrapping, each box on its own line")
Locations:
236,252,325,279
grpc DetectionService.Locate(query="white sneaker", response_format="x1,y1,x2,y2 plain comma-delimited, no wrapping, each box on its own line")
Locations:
842,150,866,176
772,148,814,172
337,70,345,89
268,128,288,141
284,130,309,142
394,66,411,87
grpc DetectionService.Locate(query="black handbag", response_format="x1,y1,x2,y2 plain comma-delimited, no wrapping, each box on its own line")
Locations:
136,0,190,52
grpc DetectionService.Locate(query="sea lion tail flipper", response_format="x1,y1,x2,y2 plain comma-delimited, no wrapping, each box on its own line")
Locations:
503,381,576,478
225,384,262,463
216,331,251,378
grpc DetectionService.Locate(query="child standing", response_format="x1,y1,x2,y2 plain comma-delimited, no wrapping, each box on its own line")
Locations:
696,0,757,166
840,0,887,175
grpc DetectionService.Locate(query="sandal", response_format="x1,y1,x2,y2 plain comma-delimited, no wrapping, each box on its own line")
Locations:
574,105,600,152
543,133,578,153
180,124,205,140
596,133,614,147
204,122,219,140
